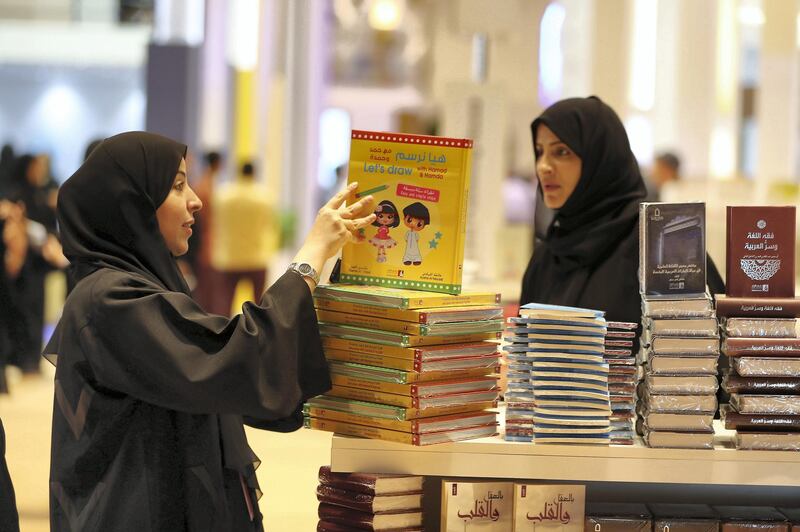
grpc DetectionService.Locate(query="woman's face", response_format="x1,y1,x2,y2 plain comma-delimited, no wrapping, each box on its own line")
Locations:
535,123,582,209
156,158,202,256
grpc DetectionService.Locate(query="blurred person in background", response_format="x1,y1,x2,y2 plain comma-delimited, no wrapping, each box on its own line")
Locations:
212,161,278,316
187,150,223,311
5,155,66,375
45,131,375,530
0,144,14,199
0,199,27,530
644,151,681,202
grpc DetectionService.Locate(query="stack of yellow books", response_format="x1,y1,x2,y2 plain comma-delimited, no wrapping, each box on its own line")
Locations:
304,284,504,445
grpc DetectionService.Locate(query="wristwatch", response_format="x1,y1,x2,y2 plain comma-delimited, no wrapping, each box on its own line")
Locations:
288,262,320,285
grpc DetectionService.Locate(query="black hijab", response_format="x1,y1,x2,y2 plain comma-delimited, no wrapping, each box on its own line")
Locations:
533,96,646,269
58,131,190,293
521,96,647,311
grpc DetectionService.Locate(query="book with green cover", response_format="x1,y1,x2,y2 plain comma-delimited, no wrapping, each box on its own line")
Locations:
316,309,504,336
328,359,497,384
315,297,504,324
304,395,497,421
315,284,500,309
319,322,501,347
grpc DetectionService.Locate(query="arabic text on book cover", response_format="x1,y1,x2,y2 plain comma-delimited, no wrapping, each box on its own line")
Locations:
342,130,472,295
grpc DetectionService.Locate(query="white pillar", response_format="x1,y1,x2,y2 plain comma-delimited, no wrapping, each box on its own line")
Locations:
755,0,800,182
282,0,328,246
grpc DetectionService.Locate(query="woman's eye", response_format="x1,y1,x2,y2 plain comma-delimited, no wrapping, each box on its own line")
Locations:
174,182,185,191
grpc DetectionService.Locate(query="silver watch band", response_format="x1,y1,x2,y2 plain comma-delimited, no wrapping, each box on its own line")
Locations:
288,262,320,285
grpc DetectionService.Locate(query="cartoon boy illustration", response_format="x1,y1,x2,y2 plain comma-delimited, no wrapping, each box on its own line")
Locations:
369,200,399,263
402,202,430,266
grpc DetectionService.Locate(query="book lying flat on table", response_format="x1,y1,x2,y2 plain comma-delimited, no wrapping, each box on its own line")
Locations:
734,432,800,451
305,407,497,434
328,359,497,384
642,427,714,449
723,338,800,356
644,374,718,395
315,284,499,309
328,385,499,409
315,297,504,324
318,465,423,495
715,295,800,318
318,502,423,530
722,374,800,394
731,357,800,378
647,355,718,375
642,294,715,318
325,348,500,373
322,336,498,361
305,395,498,421
646,318,718,337
641,411,714,432
729,394,800,415
640,389,718,414
317,520,422,532
720,405,800,431
316,484,422,513
316,308,504,336
725,318,800,338
329,374,497,397
319,322,501,347
306,416,498,445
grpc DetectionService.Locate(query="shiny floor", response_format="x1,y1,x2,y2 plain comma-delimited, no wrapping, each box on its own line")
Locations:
1,364,333,531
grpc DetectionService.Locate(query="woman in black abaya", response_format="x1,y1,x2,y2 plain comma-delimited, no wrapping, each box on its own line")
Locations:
520,96,722,323
45,131,375,531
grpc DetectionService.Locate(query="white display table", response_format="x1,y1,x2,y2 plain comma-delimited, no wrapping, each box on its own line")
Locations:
330,419,800,488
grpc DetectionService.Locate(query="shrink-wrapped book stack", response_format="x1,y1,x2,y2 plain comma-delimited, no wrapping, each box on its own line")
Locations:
503,303,611,444
304,284,503,445
605,321,640,444
718,206,800,451
316,466,424,531
638,202,719,449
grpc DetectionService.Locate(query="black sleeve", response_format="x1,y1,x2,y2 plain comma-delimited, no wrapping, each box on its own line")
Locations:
83,271,330,420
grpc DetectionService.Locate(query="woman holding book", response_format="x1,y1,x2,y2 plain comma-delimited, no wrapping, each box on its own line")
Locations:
521,96,722,323
44,131,375,531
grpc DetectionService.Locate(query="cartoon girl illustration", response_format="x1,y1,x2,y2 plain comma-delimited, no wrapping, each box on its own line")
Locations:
369,200,399,263
402,202,430,266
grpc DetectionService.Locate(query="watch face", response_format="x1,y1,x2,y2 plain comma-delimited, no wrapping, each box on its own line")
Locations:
298,263,312,275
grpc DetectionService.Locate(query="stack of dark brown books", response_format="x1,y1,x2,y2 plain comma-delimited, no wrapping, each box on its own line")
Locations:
304,284,503,445
605,321,639,444
316,466,424,531
718,206,799,451
638,203,720,449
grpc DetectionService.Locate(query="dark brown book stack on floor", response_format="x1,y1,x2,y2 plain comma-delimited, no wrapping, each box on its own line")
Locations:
304,284,503,445
316,466,424,531
718,206,800,451
638,203,719,449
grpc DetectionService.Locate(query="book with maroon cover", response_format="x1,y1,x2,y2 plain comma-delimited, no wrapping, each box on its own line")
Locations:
318,503,423,531
721,405,800,431
716,296,800,318
640,202,707,298
778,508,800,532
318,466,423,496
722,374,800,394
317,521,423,532
316,484,422,513
723,338,800,357
726,206,796,298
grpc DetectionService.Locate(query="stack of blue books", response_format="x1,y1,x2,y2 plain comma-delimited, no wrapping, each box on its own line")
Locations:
504,303,611,444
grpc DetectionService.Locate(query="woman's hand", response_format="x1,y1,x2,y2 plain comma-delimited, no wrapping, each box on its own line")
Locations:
292,182,376,286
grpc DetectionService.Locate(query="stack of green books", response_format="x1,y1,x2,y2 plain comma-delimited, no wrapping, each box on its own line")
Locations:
304,284,504,445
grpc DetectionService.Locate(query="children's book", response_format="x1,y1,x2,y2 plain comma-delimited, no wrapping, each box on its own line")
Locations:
342,130,473,294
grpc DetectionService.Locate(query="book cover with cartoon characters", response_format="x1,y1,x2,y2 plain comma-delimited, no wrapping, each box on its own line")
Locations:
342,130,473,294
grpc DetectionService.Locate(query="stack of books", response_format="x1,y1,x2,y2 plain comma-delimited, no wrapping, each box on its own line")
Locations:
605,321,640,444
717,206,799,451
316,466,424,531
638,202,719,449
503,303,611,445
304,284,504,445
